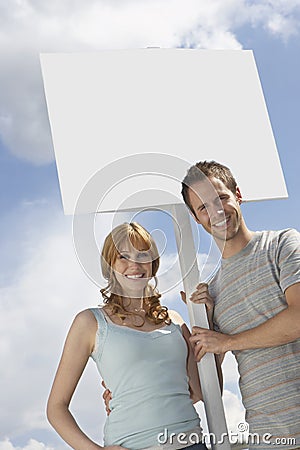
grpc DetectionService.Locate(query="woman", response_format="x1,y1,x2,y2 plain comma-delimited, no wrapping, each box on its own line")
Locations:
47,222,209,450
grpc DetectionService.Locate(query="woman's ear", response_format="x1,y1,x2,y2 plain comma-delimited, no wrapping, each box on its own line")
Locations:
109,268,117,286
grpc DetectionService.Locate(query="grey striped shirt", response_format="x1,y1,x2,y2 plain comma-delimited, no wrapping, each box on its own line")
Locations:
209,229,300,449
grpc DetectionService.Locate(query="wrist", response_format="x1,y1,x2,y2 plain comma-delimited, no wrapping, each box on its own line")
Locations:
225,332,249,352
224,333,238,352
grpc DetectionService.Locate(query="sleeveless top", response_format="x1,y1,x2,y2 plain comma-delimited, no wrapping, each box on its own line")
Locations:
89,307,201,450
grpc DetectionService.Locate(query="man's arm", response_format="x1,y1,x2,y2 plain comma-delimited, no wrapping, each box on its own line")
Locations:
190,282,300,361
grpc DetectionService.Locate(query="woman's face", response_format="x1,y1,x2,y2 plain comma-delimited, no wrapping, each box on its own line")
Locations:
112,240,153,297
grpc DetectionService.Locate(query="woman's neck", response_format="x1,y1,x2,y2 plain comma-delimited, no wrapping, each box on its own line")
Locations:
123,296,145,313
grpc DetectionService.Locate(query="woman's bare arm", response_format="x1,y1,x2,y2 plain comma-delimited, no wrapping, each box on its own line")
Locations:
168,310,203,403
47,309,125,450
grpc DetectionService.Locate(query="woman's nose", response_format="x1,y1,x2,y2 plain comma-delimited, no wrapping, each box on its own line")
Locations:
127,257,140,267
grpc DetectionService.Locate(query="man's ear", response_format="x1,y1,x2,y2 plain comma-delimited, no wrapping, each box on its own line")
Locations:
236,187,243,204
187,206,201,224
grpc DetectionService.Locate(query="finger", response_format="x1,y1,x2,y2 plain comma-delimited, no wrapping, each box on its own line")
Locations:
190,295,214,309
189,332,209,345
190,290,212,300
101,379,106,389
192,340,207,360
180,291,186,304
195,346,207,361
191,290,211,299
103,393,112,407
190,292,212,303
190,335,207,346
103,388,111,397
103,391,111,401
192,299,214,311
192,326,206,334
195,283,209,292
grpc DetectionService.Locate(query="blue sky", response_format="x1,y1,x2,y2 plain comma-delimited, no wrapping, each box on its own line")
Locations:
0,2,300,449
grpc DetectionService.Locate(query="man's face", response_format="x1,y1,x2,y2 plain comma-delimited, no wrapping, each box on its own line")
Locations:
187,176,243,242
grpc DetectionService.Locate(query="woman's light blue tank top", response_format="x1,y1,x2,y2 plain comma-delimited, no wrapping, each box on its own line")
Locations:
90,308,200,450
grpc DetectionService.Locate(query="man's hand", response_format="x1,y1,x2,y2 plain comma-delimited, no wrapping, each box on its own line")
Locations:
189,326,231,361
181,283,214,324
101,380,112,416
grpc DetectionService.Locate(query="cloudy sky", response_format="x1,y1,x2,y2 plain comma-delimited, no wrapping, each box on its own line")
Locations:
1,1,300,449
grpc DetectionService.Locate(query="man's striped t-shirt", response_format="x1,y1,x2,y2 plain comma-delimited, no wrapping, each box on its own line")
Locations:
209,229,300,449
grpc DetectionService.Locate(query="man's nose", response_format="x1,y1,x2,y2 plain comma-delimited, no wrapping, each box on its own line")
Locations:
208,205,224,220
207,203,223,214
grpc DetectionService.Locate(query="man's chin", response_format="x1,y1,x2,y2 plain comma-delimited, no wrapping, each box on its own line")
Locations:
211,230,228,241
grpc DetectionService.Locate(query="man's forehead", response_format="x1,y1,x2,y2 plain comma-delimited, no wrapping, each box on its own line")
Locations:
189,177,228,200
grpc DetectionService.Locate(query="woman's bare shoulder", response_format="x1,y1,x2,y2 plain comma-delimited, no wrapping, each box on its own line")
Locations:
168,309,185,326
72,308,98,329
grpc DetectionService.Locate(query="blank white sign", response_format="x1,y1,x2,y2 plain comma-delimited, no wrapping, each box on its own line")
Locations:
40,49,287,215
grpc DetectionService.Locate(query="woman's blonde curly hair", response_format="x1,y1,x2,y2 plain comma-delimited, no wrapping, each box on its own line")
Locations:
100,222,170,327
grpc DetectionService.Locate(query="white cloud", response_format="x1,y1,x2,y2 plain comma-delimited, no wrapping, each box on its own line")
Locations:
0,1,299,164
0,203,106,442
158,252,183,294
246,0,300,39
0,55,53,165
157,247,221,297
0,438,54,450
222,350,241,385
195,388,245,443
223,389,246,435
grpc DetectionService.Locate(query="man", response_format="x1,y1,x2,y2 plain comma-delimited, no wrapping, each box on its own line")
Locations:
181,160,300,448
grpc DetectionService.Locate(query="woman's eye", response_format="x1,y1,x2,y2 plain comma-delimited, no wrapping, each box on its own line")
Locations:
138,253,150,261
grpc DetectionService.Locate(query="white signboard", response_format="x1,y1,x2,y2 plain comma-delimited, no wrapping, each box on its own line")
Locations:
40,49,287,215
